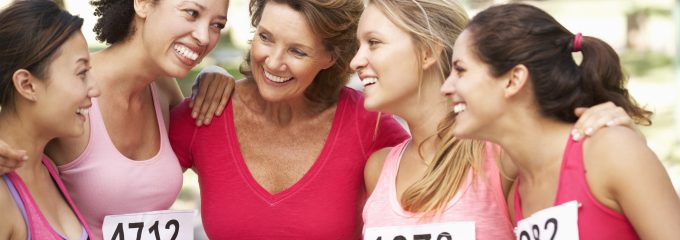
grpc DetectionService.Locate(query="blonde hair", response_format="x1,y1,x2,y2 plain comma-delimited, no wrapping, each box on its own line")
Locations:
368,0,486,216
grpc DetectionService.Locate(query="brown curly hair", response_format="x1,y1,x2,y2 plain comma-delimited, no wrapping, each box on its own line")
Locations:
239,0,364,107
90,0,158,44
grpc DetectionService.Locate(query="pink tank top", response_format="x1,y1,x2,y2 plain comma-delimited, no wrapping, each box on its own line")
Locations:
57,83,184,240
363,140,514,240
513,134,640,239
3,156,91,240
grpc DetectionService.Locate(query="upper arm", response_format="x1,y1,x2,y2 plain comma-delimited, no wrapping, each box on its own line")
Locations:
585,127,680,238
169,100,198,169
364,147,391,196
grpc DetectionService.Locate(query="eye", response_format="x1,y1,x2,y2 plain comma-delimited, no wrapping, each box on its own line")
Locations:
290,48,308,57
368,39,381,47
211,22,226,30
258,33,270,42
78,68,90,80
184,9,198,18
454,66,466,76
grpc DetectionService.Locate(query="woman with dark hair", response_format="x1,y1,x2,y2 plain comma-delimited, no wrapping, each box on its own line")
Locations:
0,1,99,239
441,3,680,239
169,0,409,238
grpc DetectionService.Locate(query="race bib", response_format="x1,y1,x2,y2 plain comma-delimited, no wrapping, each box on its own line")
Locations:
102,209,195,240
364,221,475,240
515,201,579,240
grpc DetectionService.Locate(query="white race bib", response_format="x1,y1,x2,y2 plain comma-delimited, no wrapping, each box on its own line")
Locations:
102,209,195,240
364,221,475,240
514,201,579,240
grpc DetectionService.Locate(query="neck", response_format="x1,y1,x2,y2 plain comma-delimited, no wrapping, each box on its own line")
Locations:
491,109,573,181
93,41,162,102
239,79,333,126
0,111,51,175
396,77,449,164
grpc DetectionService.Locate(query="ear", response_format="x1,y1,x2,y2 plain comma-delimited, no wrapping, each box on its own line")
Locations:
133,0,154,18
503,64,530,98
321,50,338,70
421,45,443,70
12,69,39,102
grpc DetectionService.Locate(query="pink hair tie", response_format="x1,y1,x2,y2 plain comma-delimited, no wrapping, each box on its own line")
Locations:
572,32,582,52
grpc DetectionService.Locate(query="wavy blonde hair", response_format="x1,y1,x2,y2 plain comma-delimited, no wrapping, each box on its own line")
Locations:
368,0,487,216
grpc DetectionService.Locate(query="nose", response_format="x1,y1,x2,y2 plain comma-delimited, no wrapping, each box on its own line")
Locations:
265,48,288,72
349,46,367,72
192,23,211,46
87,78,101,98
440,73,457,97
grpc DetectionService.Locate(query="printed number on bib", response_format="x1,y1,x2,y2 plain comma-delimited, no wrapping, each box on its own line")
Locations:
364,221,475,240
102,209,195,240
514,200,579,240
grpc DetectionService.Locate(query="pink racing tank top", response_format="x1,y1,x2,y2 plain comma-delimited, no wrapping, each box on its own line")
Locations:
363,140,514,240
3,156,91,240
513,134,639,239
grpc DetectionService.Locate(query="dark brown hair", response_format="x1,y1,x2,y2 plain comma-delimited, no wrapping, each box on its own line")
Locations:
240,0,363,107
90,0,158,44
0,0,84,110
467,3,651,124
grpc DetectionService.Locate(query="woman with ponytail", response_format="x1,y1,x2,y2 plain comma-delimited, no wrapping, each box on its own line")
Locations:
353,1,633,239
441,3,680,239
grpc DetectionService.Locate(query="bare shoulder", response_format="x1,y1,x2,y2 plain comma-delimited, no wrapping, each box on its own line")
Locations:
583,126,653,171
0,181,22,239
364,147,392,195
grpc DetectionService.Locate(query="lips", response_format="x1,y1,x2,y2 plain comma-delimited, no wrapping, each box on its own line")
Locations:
264,70,293,83
361,77,377,87
173,44,199,61
453,102,466,114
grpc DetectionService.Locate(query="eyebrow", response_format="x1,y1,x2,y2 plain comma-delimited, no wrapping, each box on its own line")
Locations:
180,1,227,20
76,58,89,65
258,26,316,53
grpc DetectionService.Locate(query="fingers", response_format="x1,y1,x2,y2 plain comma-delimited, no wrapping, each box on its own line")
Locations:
215,78,235,116
572,101,632,141
191,72,213,120
0,143,28,173
196,79,221,126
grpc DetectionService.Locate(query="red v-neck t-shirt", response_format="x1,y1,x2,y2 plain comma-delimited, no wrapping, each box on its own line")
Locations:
170,87,409,239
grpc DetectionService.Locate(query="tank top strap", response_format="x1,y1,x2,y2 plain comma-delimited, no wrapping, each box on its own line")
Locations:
149,82,168,139
3,174,32,238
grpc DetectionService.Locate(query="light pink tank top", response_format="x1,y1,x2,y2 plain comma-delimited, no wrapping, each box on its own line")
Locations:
57,83,183,240
363,140,514,240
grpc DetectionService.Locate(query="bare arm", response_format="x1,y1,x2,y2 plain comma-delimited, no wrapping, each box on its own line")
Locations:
364,147,391,196
585,127,680,238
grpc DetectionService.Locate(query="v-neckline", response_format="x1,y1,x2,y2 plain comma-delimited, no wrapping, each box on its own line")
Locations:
225,92,347,205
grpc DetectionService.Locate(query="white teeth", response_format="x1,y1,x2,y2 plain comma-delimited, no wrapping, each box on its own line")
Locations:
76,108,89,116
264,70,293,83
453,103,466,114
173,44,198,61
361,77,377,86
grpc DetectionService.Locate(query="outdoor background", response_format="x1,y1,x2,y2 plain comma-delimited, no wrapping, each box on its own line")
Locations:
1,0,678,238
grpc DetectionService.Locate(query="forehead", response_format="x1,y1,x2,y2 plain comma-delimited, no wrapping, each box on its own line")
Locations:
50,32,89,67
453,29,474,59
259,2,324,47
165,0,228,16
357,4,400,35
